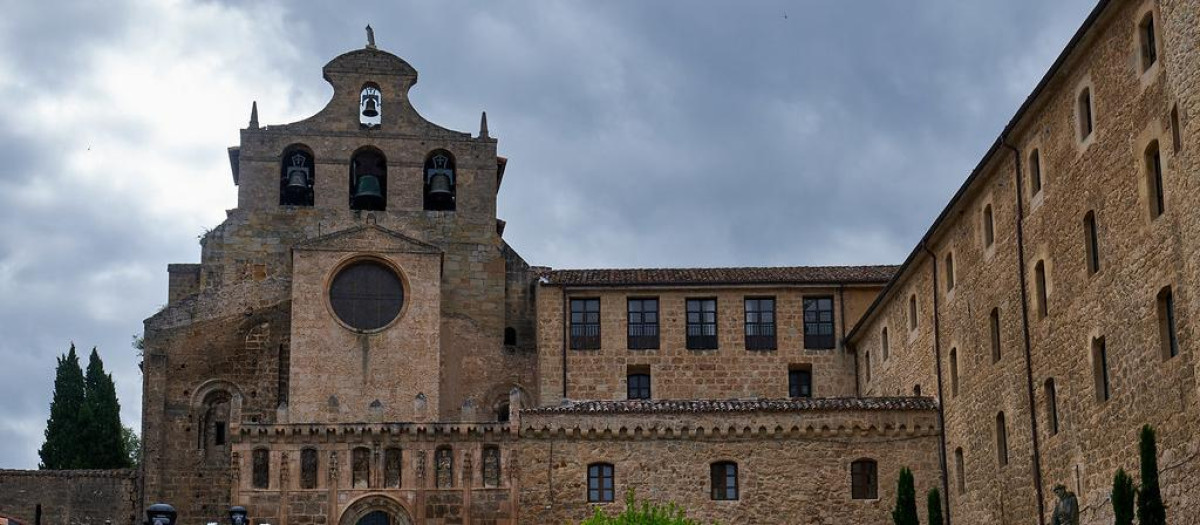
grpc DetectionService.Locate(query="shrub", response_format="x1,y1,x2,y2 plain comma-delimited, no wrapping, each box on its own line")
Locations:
579,490,705,525
1112,468,1134,525
892,467,919,525
1136,425,1166,525
926,488,943,525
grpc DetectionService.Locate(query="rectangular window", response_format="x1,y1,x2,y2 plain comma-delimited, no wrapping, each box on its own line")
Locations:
626,298,659,350
1084,211,1100,275
996,412,1009,466
1029,150,1042,196
1034,261,1048,318
686,298,718,350
1093,337,1110,402
1141,13,1158,70
570,298,601,350
1078,87,1093,140
1171,105,1182,153
800,296,834,349
949,348,959,397
983,205,995,247
744,297,777,350
1147,141,1165,218
587,463,615,503
710,462,739,501
851,460,878,500
881,328,889,360
944,253,956,292
788,366,812,398
1158,286,1179,359
990,308,1002,363
1045,378,1059,436
954,448,966,494
865,350,871,382
909,295,919,331
627,369,651,400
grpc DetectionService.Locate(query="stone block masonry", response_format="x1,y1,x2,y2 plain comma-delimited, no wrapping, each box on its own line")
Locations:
0,469,138,525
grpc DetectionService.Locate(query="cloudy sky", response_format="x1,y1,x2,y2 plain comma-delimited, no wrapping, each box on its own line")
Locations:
0,0,1097,468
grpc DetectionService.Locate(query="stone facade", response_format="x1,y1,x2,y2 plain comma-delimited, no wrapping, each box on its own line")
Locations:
848,0,1200,523
0,469,138,525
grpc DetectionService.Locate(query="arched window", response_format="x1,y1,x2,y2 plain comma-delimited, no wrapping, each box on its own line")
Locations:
199,390,232,460
1139,12,1157,71
252,448,270,489
300,448,319,489
350,148,387,211
504,327,517,346
710,461,738,500
352,447,371,488
495,402,510,423
850,459,878,499
424,150,456,211
359,83,381,128
996,412,1009,466
587,463,614,502
435,446,454,488
384,448,402,488
482,445,502,488
279,146,314,206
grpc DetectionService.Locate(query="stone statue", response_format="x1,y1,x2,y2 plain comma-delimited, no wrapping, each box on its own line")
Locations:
1051,484,1079,525
366,25,376,49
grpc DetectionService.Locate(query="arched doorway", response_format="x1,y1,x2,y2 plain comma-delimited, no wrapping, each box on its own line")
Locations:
338,495,413,525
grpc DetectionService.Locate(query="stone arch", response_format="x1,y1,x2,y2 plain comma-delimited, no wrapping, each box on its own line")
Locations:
339,494,413,525
484,383,531,422
191,379,244,457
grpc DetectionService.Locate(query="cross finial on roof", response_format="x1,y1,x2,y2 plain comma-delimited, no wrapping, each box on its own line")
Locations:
366,25,376,49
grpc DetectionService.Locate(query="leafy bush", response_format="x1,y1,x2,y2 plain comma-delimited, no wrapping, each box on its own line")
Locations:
579,490,705,525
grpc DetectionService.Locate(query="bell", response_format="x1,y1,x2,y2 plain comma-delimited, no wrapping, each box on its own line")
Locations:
285,167,309,194
428,172,453,198
352,174,384,209
361,96,379,118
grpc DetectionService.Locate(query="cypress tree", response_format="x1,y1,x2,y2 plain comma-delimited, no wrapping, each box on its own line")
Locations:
1112,468,1135,525
82,348,130,468
892,467,920,525
926,488,943,525
1136,424,1167,525
38,344,87,469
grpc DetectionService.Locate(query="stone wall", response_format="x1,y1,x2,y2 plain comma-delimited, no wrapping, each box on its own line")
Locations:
0,470,138,525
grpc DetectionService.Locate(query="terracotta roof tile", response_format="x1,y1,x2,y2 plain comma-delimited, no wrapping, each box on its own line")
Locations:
520,397,936,415
540,265,898,287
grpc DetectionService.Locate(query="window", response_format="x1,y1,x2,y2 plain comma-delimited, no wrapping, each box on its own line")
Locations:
1146,140,1166,218
503,327,517,346
1158,286,1179,359
627,298,659,349
949,348,959,397
384,448,402,488
627,368,651,400
745,297,777,350
1078,87,1094,140
982,205,996,248
279,146,314,206
352,447,371,488
349,148,387,211
1171,105,1182,153
686,298,718,350
1140,12,1158,71
252,448,270,489
587,463,615,503
1083,211,1100,275
423,149,456,211
482,446,502,488
435,447,454,488
996,412,1009,466
1045,378,1059,436
570,298,601,350
908,295,919,331
496,402,510,423
803,297,835,349
913,384,921,396
944,253,955,292
850,459,878,499
300,449,319,490
990,308,1002,363
1093,336,1110,402
1034,261,1048,318
359,83,381,128
865,350,872,382
710,462,738,500
329,260,405,332
199,390,232,459
881,327,889,360
788,365,812,398
1029,149,1042,196
954,448,966,494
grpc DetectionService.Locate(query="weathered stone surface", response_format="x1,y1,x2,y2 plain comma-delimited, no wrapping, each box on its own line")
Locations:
0,469,138,525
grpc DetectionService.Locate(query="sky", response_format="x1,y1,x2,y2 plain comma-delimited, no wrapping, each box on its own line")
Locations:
0,0,1098,468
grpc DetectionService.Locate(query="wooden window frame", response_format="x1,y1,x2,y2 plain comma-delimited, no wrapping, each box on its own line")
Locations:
587,463,615,503
686,298,719,350
626,298,660,350
570,298,601,350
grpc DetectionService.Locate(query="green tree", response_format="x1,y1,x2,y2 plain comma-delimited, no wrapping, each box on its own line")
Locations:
81,348,131,468
39,344,87,469
1136,425,1167,525
1112,468,1135,525
580,490,703,525
892,467,920,525
926,488,943,525
122,425,141,468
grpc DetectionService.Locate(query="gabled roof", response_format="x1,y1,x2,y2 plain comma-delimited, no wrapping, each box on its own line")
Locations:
540,265,897,287
521,397,937,415
293,224,442,254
